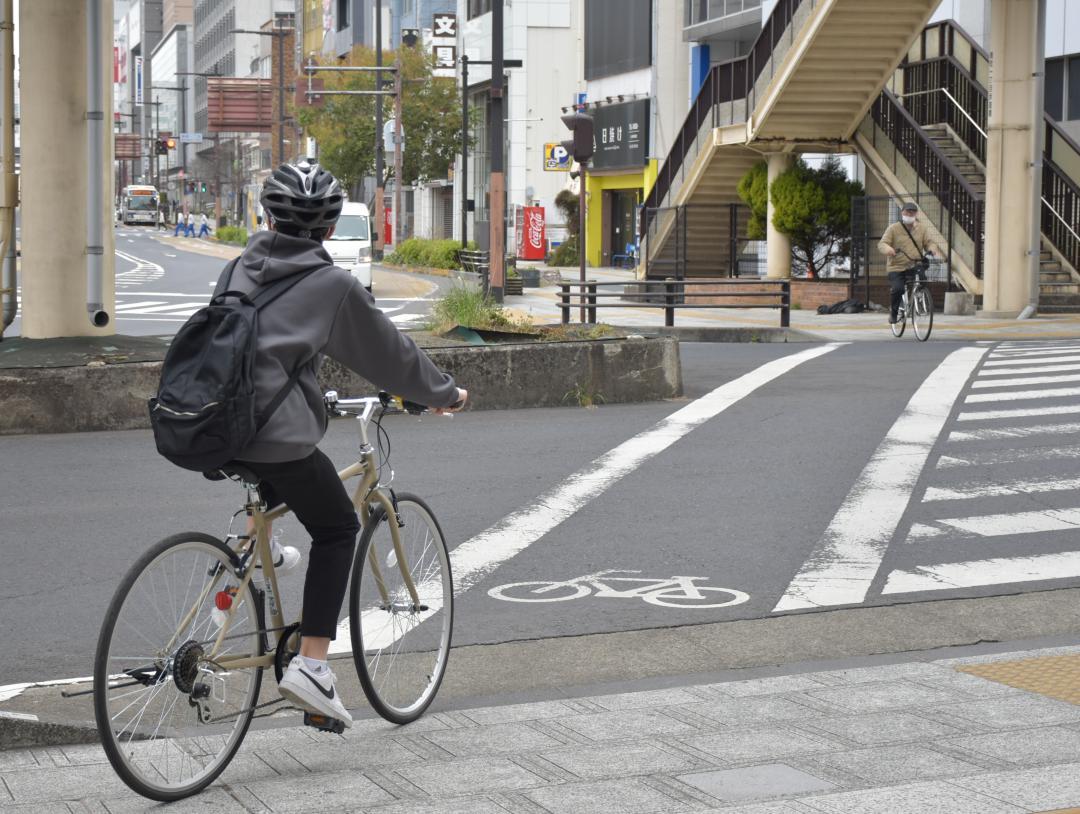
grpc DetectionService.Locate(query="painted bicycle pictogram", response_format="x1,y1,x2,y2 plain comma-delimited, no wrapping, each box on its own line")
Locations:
488,570,750,609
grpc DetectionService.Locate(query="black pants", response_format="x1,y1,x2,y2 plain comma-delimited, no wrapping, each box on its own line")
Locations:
888,269,923,319
244,449,360,639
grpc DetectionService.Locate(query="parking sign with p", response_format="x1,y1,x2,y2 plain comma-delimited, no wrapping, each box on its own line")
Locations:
544,142,571,172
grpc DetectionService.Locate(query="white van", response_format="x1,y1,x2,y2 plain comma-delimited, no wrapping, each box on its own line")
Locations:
324,201,373,291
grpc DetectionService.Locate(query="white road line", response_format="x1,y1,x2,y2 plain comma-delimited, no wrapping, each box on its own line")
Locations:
329,342,845,653
121,302,205,315
772,346,988,612
979,364,1080,376
995,342,1080,349
925,476,1080,501
966,387,1080,404
983,355,1080,367
908,508,1080,540
112,315,190,323
938,445,1080,468
0,675,94,703
971,373,1080,389
948,422,1080,442
957,404,1080,422
113,300,168,311
882,551,1080,594
989,348,1080,358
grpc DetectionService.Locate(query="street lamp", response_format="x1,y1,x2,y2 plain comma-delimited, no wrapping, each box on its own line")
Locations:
228,24,292,166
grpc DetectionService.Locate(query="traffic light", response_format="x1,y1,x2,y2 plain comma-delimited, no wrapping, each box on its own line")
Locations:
200,182,207,193
165,137,176,151
154,137,167,155
560,111,595,164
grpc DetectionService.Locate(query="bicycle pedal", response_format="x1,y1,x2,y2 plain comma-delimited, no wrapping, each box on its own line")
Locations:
303,711,346,734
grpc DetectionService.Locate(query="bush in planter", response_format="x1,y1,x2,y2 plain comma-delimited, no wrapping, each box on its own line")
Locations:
384,238,475,270
215,225,248,246
549,235,578,267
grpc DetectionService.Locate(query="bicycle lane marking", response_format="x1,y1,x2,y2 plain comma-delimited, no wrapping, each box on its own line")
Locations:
330,342,845,653
771,345,989,613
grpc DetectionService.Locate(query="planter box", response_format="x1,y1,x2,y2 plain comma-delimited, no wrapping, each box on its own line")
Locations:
519,268,541,288
505,277,524,296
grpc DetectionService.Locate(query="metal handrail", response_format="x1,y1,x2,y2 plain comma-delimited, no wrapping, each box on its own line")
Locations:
899,86,987,139
1041,197,1080,246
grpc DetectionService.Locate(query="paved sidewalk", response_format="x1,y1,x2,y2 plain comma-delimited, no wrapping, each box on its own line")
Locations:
4,643,1079,813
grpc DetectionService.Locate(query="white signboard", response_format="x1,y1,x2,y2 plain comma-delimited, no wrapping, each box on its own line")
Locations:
431,12,457,80
179,132,203,143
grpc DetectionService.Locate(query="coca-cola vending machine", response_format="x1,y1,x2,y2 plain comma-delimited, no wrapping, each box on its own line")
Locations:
515,205,546,261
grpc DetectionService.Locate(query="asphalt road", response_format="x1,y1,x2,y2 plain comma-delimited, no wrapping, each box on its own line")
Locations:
3,339,1079,687
8,226,444,336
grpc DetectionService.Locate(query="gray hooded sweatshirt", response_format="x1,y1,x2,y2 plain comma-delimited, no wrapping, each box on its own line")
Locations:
212,230,458,463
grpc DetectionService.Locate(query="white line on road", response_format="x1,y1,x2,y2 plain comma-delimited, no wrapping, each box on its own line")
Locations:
119,302,205,315
979,364,1080,377
772,346,989,612
907,507,1080,540
113,301,168,311
948,422,1080,442
983,355,1080,367
924,476,1080,501
957,404,1080,421
330,342,845,653
937,445,1080,468
989,348,1080,358
882,551,1080,594
965,387,1080,404
971,373,1080,389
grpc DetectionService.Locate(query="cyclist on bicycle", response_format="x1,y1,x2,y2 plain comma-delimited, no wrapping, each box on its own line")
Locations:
217,159,466,727
877,201,945,324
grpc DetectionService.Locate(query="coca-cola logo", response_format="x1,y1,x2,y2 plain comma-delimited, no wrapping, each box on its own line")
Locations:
527,210,544,250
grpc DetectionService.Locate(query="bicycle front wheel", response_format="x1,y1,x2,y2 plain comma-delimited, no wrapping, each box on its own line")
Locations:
93,533,263,802
912,287,933,341
350,494,453,724
890,306,906,337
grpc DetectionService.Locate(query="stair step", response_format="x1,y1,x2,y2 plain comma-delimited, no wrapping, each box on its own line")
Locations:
1039,303,1080,314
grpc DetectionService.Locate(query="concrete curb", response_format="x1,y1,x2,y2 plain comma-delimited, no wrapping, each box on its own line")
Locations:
611,325,824,343
0,713,98,751
0,336,681,435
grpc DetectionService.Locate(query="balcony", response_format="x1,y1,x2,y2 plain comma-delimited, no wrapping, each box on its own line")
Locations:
684,0,763,42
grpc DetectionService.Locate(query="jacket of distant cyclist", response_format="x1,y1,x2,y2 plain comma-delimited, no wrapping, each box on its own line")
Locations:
877,220,944,274
212,230,458,463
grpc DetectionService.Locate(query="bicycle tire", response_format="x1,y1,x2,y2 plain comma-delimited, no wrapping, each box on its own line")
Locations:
890,305,906,338
93,532,263,802
488,581,591,602
350,494,453,725
912,286,933,341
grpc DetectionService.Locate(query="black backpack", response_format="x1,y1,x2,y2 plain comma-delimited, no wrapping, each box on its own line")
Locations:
148,259,315,472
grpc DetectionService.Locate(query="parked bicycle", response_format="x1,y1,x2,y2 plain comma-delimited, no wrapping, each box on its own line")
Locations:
890,253,934,341
92,391,453,801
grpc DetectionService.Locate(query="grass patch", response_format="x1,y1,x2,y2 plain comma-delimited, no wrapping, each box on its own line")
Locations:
427,283,537,334
215,225,248,246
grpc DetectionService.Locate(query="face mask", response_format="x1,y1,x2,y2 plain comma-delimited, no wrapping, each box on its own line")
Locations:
901,215,916,226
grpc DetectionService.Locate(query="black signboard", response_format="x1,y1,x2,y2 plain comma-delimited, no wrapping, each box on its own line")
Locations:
590,99,650,170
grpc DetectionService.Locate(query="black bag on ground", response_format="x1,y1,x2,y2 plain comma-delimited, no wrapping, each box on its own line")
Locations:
816,298,866,315
148,260,314,472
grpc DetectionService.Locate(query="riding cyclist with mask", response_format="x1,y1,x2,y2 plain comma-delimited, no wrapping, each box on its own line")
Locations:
878,201,945,324
214,160,467,727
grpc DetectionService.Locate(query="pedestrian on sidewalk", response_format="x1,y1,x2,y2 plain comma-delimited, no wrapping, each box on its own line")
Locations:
173,211,186,237
158,207,167,231
878,201,945,324
184,211,196,238
197,212,211,239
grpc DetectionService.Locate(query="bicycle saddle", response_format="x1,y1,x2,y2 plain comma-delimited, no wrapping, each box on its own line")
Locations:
202,463,262,485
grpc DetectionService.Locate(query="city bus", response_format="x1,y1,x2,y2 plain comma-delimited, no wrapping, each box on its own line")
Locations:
119,185,159,226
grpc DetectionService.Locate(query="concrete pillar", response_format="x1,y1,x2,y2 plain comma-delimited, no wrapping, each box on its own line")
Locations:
766,152,794,279
982,0,1040,316
20,0,115,338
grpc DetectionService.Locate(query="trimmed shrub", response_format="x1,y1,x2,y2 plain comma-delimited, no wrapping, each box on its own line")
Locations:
384,238,474,270
215,226,248,246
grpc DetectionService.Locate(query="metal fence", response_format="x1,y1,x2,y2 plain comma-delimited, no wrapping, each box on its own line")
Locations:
643,203,765,279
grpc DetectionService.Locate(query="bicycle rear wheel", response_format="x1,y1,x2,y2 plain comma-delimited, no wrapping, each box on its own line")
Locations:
890,304,906,337
912,286,933,341
350,494,453,724
93,533,263,801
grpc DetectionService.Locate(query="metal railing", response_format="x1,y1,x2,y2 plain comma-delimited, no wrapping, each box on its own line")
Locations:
1043,162,1080,276
558,278,790,327
644,203,760,279
901,56,988,163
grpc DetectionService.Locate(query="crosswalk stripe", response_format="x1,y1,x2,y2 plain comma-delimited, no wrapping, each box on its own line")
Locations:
114,301,168,311
971,373,1080,389
938,445,1080,468
908,508,1080,540
957,404,1080,421
772,346,988,612
122,302,205,314
979,363,1080,376
924,476,1080,501
989,348,1080,358
983,354,1080,367
882,551,1080,594
948,422,1080,442
965,386,1080,403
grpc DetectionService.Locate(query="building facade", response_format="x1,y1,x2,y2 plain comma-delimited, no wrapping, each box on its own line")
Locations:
150,10,196,214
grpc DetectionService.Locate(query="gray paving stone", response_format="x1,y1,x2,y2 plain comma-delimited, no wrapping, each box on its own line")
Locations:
805,744,982,784
56,745,111,767
801,780,1026,814
681,695,825,725
2,763,125,804
283,737,420,772
677,763,836,803
699,804,819,814
420,721,565,757
950,762,1080,809
364,798,511,814
699,675,829,698
0,804,74,814
905,670,1021,700
810,663,944,686
97,788,247,813
557,708,696,741
590,688,705,711
935,645,1080,667
943,725,1080,766
523,777,690,814
799,711,965,746
933,694,1080,729
242,769,393,811
804,681,964,714
0,749,38,771
460,700,577,726
540,740,702,780
681,726,838,764
395,756,545,796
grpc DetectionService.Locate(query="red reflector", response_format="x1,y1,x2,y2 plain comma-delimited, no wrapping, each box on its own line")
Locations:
215,590,233,611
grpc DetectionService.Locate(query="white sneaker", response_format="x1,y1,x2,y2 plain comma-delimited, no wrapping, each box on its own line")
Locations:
278,656,353,728
269,540,301,571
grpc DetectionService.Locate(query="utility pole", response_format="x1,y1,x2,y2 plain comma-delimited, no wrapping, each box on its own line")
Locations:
393,52,403,249
277,25,285,163
153,97,161,190
460,54,468,250
374,0,385,259
489,0,505,302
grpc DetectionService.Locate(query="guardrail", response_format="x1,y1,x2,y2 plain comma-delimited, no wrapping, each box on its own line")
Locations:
459,249,490,294
557,278,790,328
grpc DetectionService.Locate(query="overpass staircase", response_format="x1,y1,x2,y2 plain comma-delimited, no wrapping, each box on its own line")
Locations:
642,5,1080,312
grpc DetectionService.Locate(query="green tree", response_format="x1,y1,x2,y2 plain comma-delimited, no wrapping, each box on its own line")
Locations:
737,156,864,277
295,45,473,191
